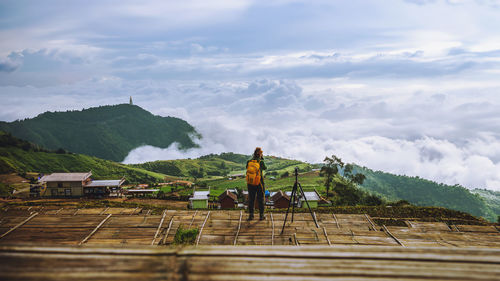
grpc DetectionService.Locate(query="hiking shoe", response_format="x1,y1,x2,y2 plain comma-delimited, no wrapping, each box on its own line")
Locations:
247,215,254,221
259,214,266,221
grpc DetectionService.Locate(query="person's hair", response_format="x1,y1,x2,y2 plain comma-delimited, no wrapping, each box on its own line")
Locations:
253,147,263,158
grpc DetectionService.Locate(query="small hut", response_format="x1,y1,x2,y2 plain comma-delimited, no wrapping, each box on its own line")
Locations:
218,190,238,209
271,190,290,209
300,191,320,208
190,190,210,209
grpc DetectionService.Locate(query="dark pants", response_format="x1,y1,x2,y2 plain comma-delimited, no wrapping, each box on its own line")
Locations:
247,183,264,216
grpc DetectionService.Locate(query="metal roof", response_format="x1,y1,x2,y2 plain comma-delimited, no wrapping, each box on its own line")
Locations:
218,190,237,201
39,172,92,182
86,179,124,187
126,189,159,192
190,190,210,200
303,191,320,201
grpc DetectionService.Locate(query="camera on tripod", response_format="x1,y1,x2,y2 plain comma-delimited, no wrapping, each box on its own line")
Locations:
280,166,319,235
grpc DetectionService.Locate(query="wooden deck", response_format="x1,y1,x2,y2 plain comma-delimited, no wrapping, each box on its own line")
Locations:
0,244,499,280
1,207,500,280
1,207,499,247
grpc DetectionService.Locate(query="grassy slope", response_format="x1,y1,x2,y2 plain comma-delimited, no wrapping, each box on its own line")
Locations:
139,153,497,221
0,104,199,162
0,131,165,183
133,153,313,180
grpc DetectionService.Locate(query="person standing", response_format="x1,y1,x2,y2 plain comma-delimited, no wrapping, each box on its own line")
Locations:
246,147,267,220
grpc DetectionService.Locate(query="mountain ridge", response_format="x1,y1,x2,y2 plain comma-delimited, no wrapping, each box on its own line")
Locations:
0,104,199,162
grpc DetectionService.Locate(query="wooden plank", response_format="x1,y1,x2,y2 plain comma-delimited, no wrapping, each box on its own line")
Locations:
0,212,39,240
196,211,210,246
2,244,500,281
233,211,242,246
323,227,332,246
382,225,406,247
73,209,80,216
54,208,63,215
151,210,167,245
78,214,112,245
271,213,275,246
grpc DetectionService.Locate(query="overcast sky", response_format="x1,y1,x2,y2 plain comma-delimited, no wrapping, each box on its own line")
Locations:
1,0,500,190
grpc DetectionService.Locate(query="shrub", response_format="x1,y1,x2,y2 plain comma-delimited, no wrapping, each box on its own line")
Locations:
173,225,199,245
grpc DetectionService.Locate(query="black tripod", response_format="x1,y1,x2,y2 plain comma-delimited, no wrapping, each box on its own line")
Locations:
280,167,319,235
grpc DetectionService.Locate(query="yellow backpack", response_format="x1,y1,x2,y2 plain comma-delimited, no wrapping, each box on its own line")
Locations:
246,160,261,185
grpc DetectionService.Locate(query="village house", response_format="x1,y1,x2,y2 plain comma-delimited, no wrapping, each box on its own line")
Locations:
40,172,92,197
189,190,210,209
218,190,237,209
125,188,159,198
85,179,125,197
39,172,125,198
300,191,320,208
270,190,290,209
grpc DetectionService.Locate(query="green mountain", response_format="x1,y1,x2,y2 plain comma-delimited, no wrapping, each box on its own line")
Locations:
0,104,199,162
0,131,166,184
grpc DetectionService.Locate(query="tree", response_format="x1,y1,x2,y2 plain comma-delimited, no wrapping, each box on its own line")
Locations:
343,164,366,185
320,155,344,199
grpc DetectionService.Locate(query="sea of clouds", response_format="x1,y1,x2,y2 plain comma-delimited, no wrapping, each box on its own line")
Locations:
3,76,497,190
1,0,500,190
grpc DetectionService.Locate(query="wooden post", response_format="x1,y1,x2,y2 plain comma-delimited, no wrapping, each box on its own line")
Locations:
99,207,109,215
332,213,340,228
79,214,112,245
0,212,39,240
159,218,174,245
188,210,198,228
350,229,359,244
152,210,167,245
364,214,377,231
233,211,242,246
293,233,299,246
382,225,405,247
196,211,210,246
271,213,275,246
323,227,332,246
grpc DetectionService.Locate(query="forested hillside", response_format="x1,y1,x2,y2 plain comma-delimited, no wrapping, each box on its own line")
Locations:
471,189,500,220
355,166,497,221
0,131,165,183
0,104,199,162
